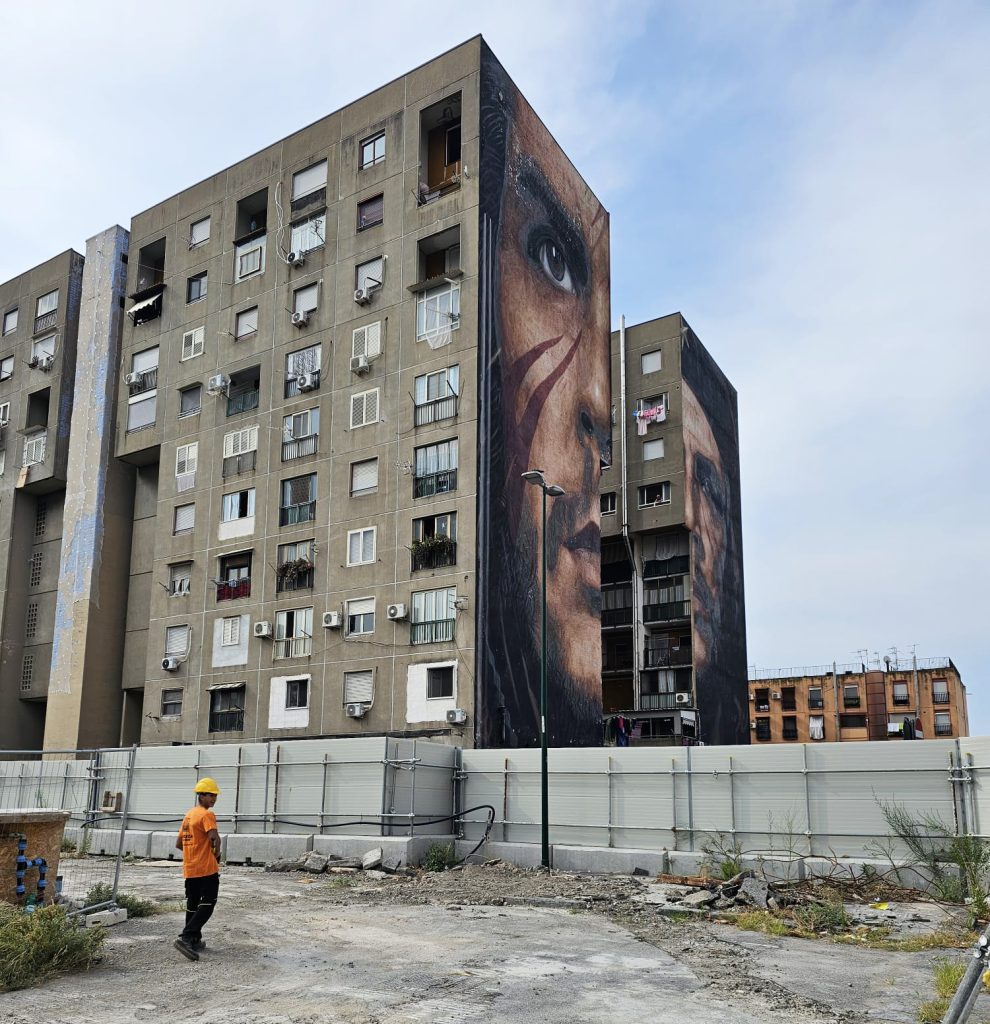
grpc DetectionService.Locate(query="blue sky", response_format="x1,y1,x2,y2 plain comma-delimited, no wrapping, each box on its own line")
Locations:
1,1,986,731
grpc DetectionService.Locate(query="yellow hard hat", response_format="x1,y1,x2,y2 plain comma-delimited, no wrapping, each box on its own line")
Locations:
194,777,220,795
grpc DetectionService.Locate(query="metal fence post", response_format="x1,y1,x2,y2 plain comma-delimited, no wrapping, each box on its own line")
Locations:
110,746,138,901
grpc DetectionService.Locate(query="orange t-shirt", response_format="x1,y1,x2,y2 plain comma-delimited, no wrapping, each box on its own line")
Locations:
177,806,220,879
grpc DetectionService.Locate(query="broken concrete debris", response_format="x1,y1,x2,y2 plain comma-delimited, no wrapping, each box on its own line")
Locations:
265,849,403,876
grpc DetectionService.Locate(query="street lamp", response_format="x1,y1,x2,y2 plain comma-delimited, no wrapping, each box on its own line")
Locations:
521,469,565,869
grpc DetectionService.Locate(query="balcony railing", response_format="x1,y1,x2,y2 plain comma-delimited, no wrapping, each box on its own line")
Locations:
638,693,679,711
843,697,861,708
933,693,950,704
411,541,457,572
417,167,461,206
223,450,257,478
276,568,314,593
643,601,690,623
129,367,158,394
935,723,953,736
216,578,251,602
414,395,458,427
808,698,825,709
410,619,455,645
413,469,457,499
282,434,318,461
274,637,312,659
279,501,316,527
601,607,633,627
643,646,692,668
642,555,690,579
227,390,260,416
34,310,57,334
602,653,632,673
208,709,244,733
892,695,910,706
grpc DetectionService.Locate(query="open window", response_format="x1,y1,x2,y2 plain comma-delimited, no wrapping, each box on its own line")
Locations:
226,366,260,417
418,94,462,204
235,188,268,240
217,550,252,602
129,240,166,324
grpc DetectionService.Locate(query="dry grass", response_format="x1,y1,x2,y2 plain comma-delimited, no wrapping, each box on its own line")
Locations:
0,904,105,992
916,957,966,1023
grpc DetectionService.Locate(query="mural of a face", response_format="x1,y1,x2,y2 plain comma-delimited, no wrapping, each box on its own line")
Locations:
478,50,610,747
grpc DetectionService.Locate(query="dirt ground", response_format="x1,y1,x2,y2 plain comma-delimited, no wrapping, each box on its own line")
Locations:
2,860,987,1024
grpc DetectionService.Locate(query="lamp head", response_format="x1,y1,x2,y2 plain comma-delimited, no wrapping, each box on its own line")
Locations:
521,469,546,486
545,485,566,497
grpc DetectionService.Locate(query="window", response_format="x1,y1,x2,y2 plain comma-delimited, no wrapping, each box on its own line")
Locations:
161,688,183,717
352,321,382,360
32,335,56,363
754,688,770,712
131,345,159,378
413,439,458,498
34,500,46,537
356,257,384,294
20,655,33,692
2,308,17,335
222,426,259,460
427,666,454,700
411,512,457,571
414,365,459,425
25,602,38,640
292,160,328,201
209,685,245,733
221,488,256,523
165,624,190,656
350,458,378,497
236,243,263,280
781,686,796,711
280,474,317,526
175,442,198,488
173,503,196,534
235,306,258,340
0,356,12,380
235,187,267,237
347,527,376,566
127,389,156,432
0,401,9,424
281,408,319,460
410,587,456,644
843,684,861,708
892,681,910,706
755,718,771,741
290,213,326,255
285,678,309,709
346,598,375,636
641,350,662,374
0,450,5,477
293,283,319,316
357,194,384,230
179,385,202,418
186,272,207,303
169,562,192,597
274,607,313,659
808,686,824,709
350,388,380,428
416,281,460,347
225,367,260,419
221,615,242,645
638,482,671,507
23,434,47,468
189,216,210,247
600,492,616,516
643,438,665,461
285,344,321,398
181,326,205,361
36,290,58,329
840,714,867,729
276,539,314,593
343,670,374,706
360,131,385,169
29,551,42,587
935,711,952,736
782,717,798,740
933,678,950,703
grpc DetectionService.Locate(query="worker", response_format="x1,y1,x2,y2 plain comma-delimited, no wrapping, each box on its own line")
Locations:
174,777,222,961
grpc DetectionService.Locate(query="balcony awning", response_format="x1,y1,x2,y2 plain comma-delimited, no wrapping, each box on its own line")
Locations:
207,682,245,691
127,289,163,324
679,710,696,724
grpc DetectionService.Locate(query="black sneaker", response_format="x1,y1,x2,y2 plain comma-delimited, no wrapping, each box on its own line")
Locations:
192,939,206,951
174,938,199,962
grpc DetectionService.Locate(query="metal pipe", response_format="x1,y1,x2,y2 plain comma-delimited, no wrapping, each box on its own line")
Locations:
262,741,271,836
607,755,613,849
409,740,417,837
110,745,138,899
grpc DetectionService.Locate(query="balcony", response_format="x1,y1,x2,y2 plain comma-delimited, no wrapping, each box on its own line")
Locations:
223,451,257,478
643,645,692,668
414,395,458,427
935,723,953,736
843,697,861,708
208,709,244,733
227,389,260,417
282,434,318,461
933,693,950,705
892,695,910,706
808,698,825,709
643,601,690,623
128,367,158,394
639,693,679,711
274,637,312,659
411,539,457,572
642,555,690,579
601,607,633,628
34,310,57,334
276,566,314,593
280,501,316,527
413,468,457,499
216,578,251,602
417,168,462,207
410,619,455,645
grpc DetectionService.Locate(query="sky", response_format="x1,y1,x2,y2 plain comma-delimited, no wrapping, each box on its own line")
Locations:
0,1,987,729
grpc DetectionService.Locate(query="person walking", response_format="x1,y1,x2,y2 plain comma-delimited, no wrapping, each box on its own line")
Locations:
174,777,222,961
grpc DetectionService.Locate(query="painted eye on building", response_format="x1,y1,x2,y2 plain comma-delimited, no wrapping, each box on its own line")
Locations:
529,232,576,294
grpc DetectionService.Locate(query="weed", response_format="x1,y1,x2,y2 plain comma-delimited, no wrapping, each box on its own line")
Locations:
422,842,457,873
0,903,105,992
702,832,743,880
83,883,157,918
734,911,793,937
792,899,850,933
915,957,966,1022
59,837,77,855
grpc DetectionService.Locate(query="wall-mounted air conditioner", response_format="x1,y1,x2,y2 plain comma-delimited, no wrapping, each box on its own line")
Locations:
161,656,181,672
291,310,310,327
253,620,273,639
386,603,407,621
350,354,370,375
124,371,145,388
322,611,341,629
353,288,371,305
446,708,467,726
287,251,305,267
207,374,230,394
675,692,692,706
297,371,320,392
345,702,368,718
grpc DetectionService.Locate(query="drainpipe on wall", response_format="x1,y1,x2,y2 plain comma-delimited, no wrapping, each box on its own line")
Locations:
617,316,640,710
912,653,921,715
832,661,842,742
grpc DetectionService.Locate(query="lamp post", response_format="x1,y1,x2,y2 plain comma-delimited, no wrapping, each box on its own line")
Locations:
521,469,565,869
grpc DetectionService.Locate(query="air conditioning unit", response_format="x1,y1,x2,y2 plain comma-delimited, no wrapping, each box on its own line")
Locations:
675,692,692,706
297,371,320,392
350,354,370,375
453,596,469,611
446,708,468,726
39,355,54,372
748,693,755,701
207,373,230,394
161,656,181,672
287,251,306,267
386,603,407,621
322,611,342,629
750,721,757,730
253,620,273,639
291,309,310,327
124,371,145,387
353,288,371,306
772,691,782,700
27,355,39,369
345,702,368,719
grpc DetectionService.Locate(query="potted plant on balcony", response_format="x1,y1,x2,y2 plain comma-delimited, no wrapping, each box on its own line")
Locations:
410,533,454,565
275,557,314,583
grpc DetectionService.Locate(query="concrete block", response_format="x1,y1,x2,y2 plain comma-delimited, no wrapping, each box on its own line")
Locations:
149,831,181,860
88,828,122,857
667,851,706,877
457,841,544,870
85,907,128,928
121,830,152,859
311,834,455,868
225,833,312,865
551,845,669,876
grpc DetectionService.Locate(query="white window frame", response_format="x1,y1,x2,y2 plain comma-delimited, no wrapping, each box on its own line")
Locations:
126,390,157,432
165,624,190,657
235,306,258,340
221,616,241,647
601,492,617,516
2,308,17,335
343,669,374,704
222,425,259,459
346,527,376,566
173,503,196,534
290,213,326,255
292,160,328,200
175,442,199,477
282,407,318,441
641,350,662,374
411,587,456,624
638,481,671,508
181,326,205,361
293,282,319,316
356,257,384,294
169,562,193,596
36,289,58,317
221,488,256,523
350,458,379,497
236,242,264,281
274,607,314,659
643,438,665,461
32,335,56,361
350,388,380,428
416,281,460,346
187,272,207,303
0,401,9,425
132,346,159,374
346,598,375,636
351,321,382,359
359,132,385,169
414,365,459,406
189,216,211,248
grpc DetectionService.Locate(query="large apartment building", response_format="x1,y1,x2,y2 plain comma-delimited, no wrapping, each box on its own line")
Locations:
0,38,616,751
599,314,748,747
747,658,969,743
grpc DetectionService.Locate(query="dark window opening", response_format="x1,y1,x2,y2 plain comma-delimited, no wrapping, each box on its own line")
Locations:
235,188,268,242
418,94,462,203
135,238,166,292
782,717,798,740
427,666,454,700
755,718,771,741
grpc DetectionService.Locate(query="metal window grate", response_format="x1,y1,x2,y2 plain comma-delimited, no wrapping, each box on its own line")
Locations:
29,551,43,587
35,500,47,537
20,654,34,691
25,602,38,640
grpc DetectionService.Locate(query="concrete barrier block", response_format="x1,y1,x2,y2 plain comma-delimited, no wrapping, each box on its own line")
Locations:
121,830,152,859
87,828,122,857
456,841,544,870
740,855,805,882
667,851,706,877
311,834,456,868
149,831,181,860
225,833,312,865
85,907,127,928
552,845,669,876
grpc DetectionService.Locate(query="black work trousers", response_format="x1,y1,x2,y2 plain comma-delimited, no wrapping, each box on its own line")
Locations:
179,873,219,943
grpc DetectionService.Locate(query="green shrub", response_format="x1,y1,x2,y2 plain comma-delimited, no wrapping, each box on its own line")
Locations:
83,883,157,918
422,842,457,872
0,904,105,992
792,899,850,933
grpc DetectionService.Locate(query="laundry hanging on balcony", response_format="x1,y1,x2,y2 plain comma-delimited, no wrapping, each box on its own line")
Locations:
633,404,666,435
